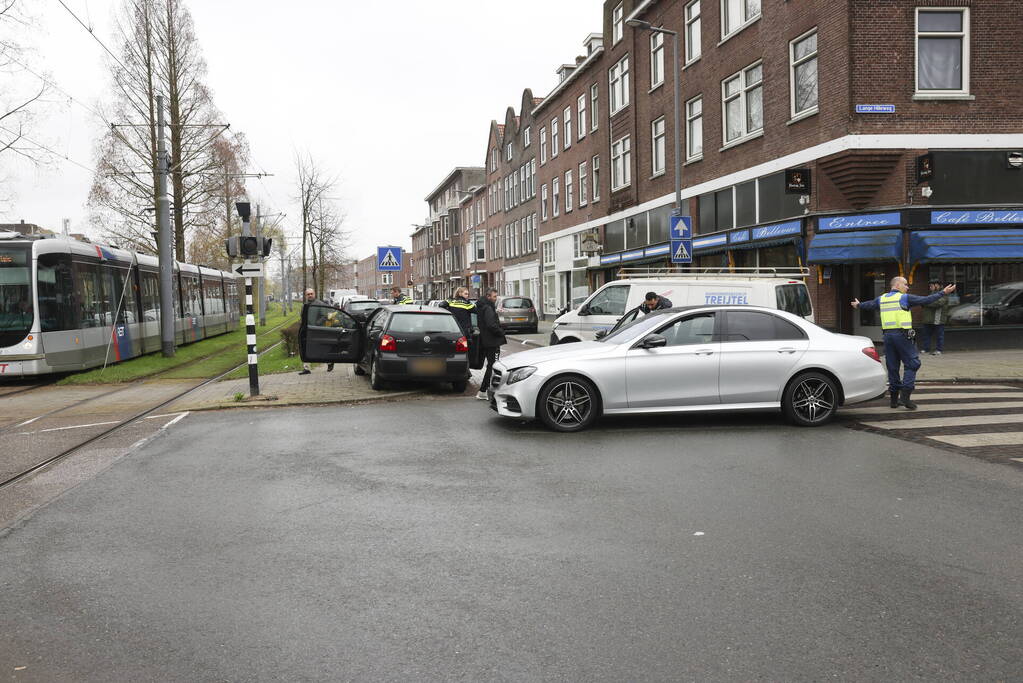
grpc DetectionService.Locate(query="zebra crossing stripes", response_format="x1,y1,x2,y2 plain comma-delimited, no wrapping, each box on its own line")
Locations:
841,383,1023,465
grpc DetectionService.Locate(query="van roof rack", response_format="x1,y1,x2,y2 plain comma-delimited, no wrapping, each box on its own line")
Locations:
616,266,810,280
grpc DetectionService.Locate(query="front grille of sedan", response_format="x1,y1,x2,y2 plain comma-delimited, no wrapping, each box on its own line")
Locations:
490,368,502,388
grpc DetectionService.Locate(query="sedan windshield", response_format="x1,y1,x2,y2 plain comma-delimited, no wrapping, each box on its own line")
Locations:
389,313,460,334
598,310,667,344
347,301,379,311
0,246,33,346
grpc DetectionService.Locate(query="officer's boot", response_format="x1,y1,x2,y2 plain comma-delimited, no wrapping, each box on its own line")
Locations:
889,390,900,408
899,388,918,410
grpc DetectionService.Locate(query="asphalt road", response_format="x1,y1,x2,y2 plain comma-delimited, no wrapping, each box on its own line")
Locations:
1,398,1022,681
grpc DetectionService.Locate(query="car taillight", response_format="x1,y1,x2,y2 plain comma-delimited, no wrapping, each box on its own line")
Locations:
379,334,397,352
862,346,881,362
455,336,469,352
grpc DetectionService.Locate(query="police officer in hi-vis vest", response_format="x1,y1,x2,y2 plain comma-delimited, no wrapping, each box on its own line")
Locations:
851,276,955,410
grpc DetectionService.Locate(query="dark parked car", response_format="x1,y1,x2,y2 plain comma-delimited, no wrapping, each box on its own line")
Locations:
299,303,470,392
342,298,382,323
495,296,539,333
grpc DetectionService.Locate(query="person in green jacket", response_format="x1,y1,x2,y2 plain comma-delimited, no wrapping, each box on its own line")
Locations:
919,278,950,355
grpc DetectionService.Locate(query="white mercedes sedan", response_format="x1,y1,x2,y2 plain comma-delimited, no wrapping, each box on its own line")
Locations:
487,306,887,432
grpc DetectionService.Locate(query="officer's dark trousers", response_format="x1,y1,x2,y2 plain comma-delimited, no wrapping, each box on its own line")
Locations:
883,330,921,391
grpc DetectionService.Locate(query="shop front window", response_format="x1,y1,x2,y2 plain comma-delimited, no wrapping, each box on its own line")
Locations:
934,263,1023,327
758,244,800,269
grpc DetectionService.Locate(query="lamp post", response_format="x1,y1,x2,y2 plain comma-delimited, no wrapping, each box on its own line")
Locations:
627,19,683,216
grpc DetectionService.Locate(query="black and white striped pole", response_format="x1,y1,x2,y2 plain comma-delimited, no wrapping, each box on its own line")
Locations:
236,202,260,397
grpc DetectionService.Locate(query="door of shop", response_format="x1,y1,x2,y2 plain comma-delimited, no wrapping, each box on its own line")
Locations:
853,263,895,341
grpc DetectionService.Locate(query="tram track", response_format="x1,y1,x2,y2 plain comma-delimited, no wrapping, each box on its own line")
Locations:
0,336,287,492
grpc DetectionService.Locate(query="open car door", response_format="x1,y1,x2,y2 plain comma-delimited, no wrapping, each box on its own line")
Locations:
299,302,364,363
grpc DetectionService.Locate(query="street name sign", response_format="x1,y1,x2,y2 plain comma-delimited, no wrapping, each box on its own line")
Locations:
234,261,264,278
377,246,403,271
855,104,896,114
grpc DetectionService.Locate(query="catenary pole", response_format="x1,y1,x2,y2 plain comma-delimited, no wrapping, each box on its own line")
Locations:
156,94,175,358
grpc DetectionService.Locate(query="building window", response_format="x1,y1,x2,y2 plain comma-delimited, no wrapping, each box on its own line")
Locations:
650,31,664,88
563,107,572,149
573,233,584,259
540,127,547,164
609,55,630,114
565,170,573,212
790,29,818,117
579,161,588,206
541,184,549,220
552,177,560,217
686,96,703,160
685,1,702,62
381,272,393,285
577,94,587,139
592,155,601,201
523,126,531,146
475,232,485,261
721,0,761,39
722,61,763,144
611,135,631,190
551,117,559,157
506,142,513,161
612,2,624,43
590,83,599,130
530,159,536,197
916,8,969,94
651,117,666,175
490,148,497,171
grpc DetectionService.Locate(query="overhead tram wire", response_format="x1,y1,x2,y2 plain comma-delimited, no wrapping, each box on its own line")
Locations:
54,0,130,73
0,124,97,174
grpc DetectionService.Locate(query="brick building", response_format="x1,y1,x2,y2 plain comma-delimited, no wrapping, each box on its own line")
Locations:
355,250,412,300
531,0,1023,348
412,167,485,301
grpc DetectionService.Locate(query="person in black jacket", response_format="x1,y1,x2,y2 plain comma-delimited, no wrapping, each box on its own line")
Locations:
476,287,506,400
638,291,673,314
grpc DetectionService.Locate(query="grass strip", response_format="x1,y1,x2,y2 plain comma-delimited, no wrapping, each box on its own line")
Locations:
58,305,299,385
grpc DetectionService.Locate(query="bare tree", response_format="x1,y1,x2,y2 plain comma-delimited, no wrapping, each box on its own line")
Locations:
0,0,47,208
88,0,232,258
293,151,338,292
307,198,351,296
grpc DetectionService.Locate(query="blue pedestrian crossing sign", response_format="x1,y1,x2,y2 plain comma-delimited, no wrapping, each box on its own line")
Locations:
670,238,693,264
670,215,692,240
377,246,403,271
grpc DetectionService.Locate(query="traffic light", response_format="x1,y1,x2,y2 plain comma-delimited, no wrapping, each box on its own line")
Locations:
225,236,273,258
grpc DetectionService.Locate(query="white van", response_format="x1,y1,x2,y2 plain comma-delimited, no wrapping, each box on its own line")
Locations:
550,268,814,344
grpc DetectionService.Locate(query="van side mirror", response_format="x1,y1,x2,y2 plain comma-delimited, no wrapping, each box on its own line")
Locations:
638,334,667,349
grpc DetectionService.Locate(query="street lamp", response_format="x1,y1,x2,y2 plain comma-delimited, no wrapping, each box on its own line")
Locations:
627,19,683,216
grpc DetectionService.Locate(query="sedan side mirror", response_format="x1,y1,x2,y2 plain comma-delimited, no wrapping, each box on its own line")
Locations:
578,304,590,316
638,334,667,349
594,329,608,340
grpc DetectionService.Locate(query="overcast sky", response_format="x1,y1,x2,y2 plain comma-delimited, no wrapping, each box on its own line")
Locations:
1,0,598,262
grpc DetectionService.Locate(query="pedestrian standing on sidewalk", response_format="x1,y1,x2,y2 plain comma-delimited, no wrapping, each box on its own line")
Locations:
475,287,506,400
851,276,954,410
919,278,950,356
299,288,334,375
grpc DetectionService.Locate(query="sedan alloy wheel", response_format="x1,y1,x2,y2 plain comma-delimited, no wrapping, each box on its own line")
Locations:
783,371,837,426
538,376,599,432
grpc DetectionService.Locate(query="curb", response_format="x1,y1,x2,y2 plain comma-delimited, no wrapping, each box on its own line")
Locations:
169,389,427,413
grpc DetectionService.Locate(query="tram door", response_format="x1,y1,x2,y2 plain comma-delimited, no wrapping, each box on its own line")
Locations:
36,253,83,370
72,261,108,367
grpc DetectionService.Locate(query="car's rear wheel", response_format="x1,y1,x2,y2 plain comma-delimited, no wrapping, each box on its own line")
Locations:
353,363,366,376
783,371,838,427
369,355,386,390
537,375,600,432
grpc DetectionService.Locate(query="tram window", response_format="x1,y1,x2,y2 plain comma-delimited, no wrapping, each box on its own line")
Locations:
105,268,134,325
140,272,159,321
73,262,106,328
37,253,75,332
0,245,33,341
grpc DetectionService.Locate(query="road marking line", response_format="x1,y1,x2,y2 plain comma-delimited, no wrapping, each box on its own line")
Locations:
929,432,1023,447
161,412,189,429
859,414,1023,430
144,412,187,420
843,400,1023,416
880,391,1023,400
16,416,43,427
39,420,121,433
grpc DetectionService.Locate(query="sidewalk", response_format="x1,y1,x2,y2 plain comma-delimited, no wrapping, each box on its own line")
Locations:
167,364,427,412
907,348,1023,383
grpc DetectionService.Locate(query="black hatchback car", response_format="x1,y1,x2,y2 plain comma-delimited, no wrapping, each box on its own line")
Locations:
299,303,470,392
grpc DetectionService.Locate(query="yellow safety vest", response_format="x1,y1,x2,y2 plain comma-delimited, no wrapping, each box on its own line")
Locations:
445,299,475,310
879,291,912,330
395,296,414,305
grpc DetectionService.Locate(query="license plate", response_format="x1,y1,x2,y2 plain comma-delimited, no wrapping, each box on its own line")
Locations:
512,317,527,322
410,357,445,375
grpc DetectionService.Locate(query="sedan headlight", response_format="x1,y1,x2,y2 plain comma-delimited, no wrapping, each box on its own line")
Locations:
507,366,537,385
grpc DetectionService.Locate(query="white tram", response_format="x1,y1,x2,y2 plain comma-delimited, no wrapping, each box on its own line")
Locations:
0,231,239,377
